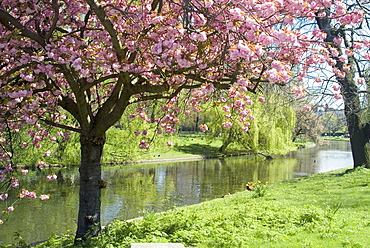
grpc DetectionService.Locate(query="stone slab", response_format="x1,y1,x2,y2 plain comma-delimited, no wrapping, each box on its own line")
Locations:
131,243,185,248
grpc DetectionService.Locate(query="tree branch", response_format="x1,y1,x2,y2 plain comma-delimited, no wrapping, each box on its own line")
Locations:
86,0,126,61
40,118,81,133
0,9,45,47
46,0,60,42
80,74,119,92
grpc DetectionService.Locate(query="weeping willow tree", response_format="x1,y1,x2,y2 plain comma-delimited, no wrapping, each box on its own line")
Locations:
204,87,296,155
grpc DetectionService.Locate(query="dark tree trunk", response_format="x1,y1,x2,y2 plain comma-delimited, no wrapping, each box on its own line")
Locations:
75,134,105,242
337,50,369,168
343,90,369,167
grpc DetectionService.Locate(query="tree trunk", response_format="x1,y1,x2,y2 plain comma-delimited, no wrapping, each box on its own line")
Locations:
75,134,105,242
338,55,369,168
343,95,369,167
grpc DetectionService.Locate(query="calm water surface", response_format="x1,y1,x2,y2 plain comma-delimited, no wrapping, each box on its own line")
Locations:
0,141,352,244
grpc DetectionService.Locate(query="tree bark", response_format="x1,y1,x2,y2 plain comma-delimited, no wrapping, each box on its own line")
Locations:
75,134,105,242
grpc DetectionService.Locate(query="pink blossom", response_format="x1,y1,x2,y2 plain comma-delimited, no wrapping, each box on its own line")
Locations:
190,32,207,42
46,173,57,180
329,48,339,57
200,124,208,132
240,109,251,117
337,71,346,78
303,104,311,111
220,97,227,103
222,105,230,112
72,58,82,70
11,179,19,188
166,141,173,147
222,121,233,127
345,49,354,57
242,126,249,132
39,194,50,200
21,190,37,199
353,43,363,49
258,97,266,103
333,37,343,45
7,206,14,211
142,130,148,135
44,151,51,157
334,93,342,99
21,169,29,175
50,136,57,141
332,83,341,91
312,29,327,40
343,65,350,71
0,193,8,200
138,140,150,149
338,55,347,62
0,220,3,224
38,161,46,166
357,78,365,84
134,130,141,136
249,115,255,120
204,0,213,7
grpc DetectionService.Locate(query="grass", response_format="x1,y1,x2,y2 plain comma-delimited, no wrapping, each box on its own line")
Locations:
323,136,350,142
23,166,370,248
126,135,250,162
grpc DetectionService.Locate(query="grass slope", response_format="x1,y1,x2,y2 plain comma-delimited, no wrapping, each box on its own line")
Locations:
28,166,370,248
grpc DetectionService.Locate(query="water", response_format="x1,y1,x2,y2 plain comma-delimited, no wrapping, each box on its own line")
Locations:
0,141,352,245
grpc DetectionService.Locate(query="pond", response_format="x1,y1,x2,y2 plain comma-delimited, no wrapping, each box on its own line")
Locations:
0,140,352,245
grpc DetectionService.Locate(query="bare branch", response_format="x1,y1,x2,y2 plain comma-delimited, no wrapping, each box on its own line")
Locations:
40,118,81,133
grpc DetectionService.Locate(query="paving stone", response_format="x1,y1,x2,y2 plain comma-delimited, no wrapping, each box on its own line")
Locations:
131,243,185,248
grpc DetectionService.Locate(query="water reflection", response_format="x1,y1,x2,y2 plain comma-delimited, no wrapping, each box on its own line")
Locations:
0,141,352,245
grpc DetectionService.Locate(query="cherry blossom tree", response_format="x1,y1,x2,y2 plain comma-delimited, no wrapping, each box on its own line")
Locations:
0,0,360,242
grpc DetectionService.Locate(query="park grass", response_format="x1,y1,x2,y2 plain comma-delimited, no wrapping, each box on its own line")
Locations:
25,166,370,248
104,135,258,163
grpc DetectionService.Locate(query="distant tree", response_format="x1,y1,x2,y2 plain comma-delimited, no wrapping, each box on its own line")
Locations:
293,107,324,143
320,110,347,136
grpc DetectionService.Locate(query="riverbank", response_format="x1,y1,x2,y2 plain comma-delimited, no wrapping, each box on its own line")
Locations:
25,165,370,248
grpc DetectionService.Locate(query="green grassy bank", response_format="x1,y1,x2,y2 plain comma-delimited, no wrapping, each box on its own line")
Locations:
20,166,370,248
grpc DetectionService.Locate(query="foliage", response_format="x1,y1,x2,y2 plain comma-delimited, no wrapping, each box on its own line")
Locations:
24,167,370,248
247,181,269,198
320,110,347,135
